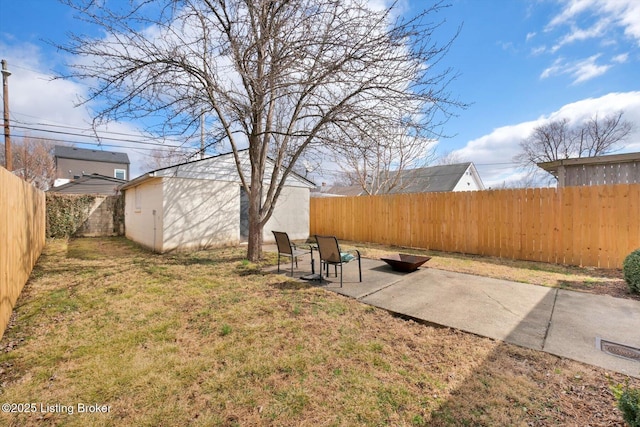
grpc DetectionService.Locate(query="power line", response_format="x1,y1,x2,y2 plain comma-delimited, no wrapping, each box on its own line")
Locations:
8,63,55,77
6,132,193,154
7,115,526,169
10,113,187,143
10,123,192,149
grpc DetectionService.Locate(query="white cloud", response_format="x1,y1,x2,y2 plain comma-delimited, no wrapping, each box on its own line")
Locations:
531,45,547,55
540,57,564,79
526,32,537,42
498,41,516,52
550,18,611,52
570,55,611,82
1,41,188,179
535,1,640,84
366,0,409,14
1,42,90,130
547,0,593,28
612,52,629,63
547,0,640,47
540,54,611,84
452,91,640,187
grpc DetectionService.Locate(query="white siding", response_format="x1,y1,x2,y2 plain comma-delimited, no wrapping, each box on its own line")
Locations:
264,186,310,241
123,150,313,251
162,178,240,252
124,177,164,251
452,165,484,192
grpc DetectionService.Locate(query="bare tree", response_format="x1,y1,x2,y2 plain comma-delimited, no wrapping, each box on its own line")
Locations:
575,111,633,157
515,118,573,167
141,147,192,171
2,136,58,190
436,149,466,165
515,111,633,182
334,122,437,195
60,0,465,260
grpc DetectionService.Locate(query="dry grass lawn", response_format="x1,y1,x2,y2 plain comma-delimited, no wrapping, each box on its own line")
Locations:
0,237,637,426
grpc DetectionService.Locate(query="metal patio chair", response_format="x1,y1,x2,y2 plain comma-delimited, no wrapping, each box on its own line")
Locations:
314,235,361,287
272,231,311,277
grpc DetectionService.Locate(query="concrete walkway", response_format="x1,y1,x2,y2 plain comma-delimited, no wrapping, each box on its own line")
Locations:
267,249,640,378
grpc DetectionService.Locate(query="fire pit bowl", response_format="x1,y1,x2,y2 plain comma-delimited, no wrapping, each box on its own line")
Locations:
380,254,431,273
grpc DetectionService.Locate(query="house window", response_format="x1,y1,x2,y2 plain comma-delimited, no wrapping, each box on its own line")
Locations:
115,169,126,180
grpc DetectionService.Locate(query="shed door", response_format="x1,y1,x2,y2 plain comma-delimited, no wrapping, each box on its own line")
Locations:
240,187,249,242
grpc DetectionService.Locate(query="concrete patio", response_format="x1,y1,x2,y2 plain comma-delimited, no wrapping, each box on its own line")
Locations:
266,248,640,378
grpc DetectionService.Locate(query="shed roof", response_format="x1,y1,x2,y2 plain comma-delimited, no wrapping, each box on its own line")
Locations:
121,149,315,190
537,152,640,174
55,145,130,164
48,173,126,195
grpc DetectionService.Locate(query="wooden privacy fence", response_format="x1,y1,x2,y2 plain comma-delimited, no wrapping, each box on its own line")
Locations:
310,184,640,269
0,168,46,340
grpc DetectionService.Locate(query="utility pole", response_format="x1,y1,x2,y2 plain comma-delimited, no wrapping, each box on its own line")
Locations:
1,59,11,171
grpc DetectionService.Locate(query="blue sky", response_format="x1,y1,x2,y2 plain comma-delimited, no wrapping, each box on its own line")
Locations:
1,0,639,186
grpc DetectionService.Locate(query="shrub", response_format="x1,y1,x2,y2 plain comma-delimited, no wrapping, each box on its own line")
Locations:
46,193,96,238
615,385,640,427
623,249,640,294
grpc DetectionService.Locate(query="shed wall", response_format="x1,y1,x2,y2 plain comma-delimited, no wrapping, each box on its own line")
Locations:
124,177,164,251
264,186,310,241
564,162,640,186
162,178,240,252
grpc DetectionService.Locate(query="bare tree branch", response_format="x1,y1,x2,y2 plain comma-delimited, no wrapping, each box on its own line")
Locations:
515,111,633,183
58,0,465,260
3,137,59,190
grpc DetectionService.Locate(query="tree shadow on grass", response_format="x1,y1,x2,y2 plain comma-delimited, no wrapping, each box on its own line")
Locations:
269,281,312,291
421,292,639,426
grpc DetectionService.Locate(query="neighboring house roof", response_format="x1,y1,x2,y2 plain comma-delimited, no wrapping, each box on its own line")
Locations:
391,162,482,193
121,149,316,190
48,173,126,195
313,163,485,197
54,145,130,164
313,185,362,197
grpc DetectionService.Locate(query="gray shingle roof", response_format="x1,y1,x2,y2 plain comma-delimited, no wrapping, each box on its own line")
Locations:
391,163,471,193
54,146,130,164
48,174,126,195
315,163,473,196
315,185,364,196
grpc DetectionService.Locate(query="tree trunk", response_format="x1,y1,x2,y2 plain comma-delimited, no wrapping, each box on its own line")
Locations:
246,175,263,262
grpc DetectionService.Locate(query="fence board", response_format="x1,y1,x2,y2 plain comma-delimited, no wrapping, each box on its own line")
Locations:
563,187,578,266
598,185,612,268
310,184,640,269
0,168,46,339
628,186,640,267
477,191,487,255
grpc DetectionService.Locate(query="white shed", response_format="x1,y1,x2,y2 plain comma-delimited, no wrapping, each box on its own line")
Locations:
120,150,315,252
